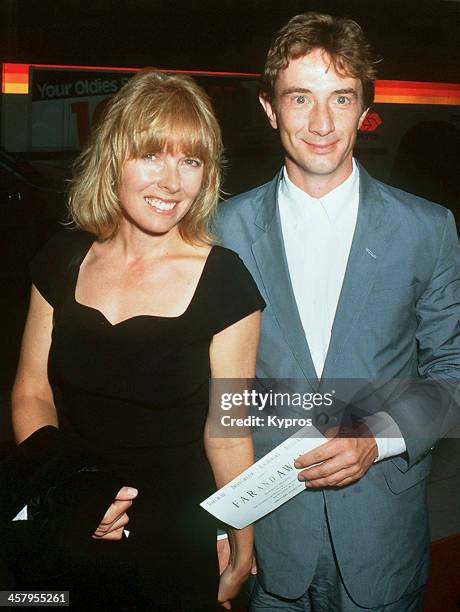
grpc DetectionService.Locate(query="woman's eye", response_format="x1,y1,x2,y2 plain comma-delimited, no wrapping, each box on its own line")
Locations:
183,158,202,168
142,153,157,161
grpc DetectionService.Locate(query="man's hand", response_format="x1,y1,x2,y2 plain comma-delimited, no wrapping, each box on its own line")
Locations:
92,486,138,540
294,424,378,488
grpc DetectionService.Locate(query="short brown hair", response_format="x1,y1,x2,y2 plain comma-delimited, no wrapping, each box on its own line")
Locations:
69,68,223,244
261,12,377,109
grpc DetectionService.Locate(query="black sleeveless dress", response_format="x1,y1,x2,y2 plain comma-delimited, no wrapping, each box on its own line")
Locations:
27,230,265,611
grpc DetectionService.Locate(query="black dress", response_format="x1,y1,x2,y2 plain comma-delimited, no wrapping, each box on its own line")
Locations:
26,230,265,611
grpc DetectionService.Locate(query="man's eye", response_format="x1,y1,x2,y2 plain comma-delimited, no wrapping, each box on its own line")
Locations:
294,95,307,105
336,96,350,105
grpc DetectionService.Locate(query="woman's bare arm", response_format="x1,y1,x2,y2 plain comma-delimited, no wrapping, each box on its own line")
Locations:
206,310,261,609
11,286,57,442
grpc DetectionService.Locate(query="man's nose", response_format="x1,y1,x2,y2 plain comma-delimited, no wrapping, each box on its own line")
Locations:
158,161,180,193
308,102,334,137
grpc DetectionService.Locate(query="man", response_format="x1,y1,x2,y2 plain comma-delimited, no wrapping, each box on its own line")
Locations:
217,12,460,611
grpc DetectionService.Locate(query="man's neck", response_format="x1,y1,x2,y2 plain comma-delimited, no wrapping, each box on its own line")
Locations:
285,159,354,199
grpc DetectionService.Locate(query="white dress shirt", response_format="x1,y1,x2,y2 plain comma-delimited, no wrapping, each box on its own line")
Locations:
278,161,406,461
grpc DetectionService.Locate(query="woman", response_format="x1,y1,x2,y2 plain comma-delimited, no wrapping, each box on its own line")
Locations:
10,68,264,610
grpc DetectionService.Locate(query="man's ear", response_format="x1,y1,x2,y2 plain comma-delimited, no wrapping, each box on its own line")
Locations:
259,94,278,130
357,107,369,130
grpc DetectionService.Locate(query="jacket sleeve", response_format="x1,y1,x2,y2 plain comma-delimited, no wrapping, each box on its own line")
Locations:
386,209,460,469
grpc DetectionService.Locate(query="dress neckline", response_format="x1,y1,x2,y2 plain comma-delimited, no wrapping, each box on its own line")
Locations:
72,235,216,327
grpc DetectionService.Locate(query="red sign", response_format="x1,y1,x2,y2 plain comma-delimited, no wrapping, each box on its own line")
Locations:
360,112,382,132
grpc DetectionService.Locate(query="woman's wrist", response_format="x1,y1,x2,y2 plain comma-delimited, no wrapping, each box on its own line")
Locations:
230,556,253,577
228,526,253,574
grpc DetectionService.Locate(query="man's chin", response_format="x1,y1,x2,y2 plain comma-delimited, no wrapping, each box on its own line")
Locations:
300,158,345,177
300,148,355,175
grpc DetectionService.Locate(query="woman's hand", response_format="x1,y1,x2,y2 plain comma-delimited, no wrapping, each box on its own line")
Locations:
217,536,231,574
218,555,252,610
92,486,138,540
217,533,256,609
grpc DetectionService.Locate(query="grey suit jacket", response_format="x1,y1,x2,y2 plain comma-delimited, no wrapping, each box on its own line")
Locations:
217,164,460,606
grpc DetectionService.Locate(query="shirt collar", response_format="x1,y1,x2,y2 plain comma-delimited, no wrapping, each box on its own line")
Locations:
279,159,359,222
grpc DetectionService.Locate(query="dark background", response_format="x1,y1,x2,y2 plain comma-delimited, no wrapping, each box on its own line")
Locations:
1,0,460,82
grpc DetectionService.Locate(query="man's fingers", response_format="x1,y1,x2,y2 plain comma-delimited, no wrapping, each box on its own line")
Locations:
303,467,356,488
294,439,337,469
297,435,378,488
298,445,363,481
298,460,347,483
333,475,356,488
295,425,378,470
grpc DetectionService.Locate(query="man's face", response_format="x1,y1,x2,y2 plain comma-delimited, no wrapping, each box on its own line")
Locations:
260,49,368,194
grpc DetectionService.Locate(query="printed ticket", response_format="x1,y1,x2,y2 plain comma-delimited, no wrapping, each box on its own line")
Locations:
200,425,326,529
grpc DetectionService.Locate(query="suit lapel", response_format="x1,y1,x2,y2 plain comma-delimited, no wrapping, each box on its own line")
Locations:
321,165,397,379
251,173,318,385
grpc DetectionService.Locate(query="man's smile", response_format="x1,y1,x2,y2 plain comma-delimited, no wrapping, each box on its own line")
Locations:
303,140,340,154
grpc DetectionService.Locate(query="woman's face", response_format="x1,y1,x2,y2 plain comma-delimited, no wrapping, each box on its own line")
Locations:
118,149,204,237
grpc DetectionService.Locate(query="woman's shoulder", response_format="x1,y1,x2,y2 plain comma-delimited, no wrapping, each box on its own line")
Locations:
40,229,95,256
198,245,265,334
30,230,96,305
208,244,245,267
206,245,265,304
206,244,257,281
35,229,96,270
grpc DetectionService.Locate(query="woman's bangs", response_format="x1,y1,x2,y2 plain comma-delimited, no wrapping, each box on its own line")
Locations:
132,103,213,162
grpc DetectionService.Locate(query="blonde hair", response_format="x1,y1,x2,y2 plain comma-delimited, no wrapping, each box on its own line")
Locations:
69,68,223,243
